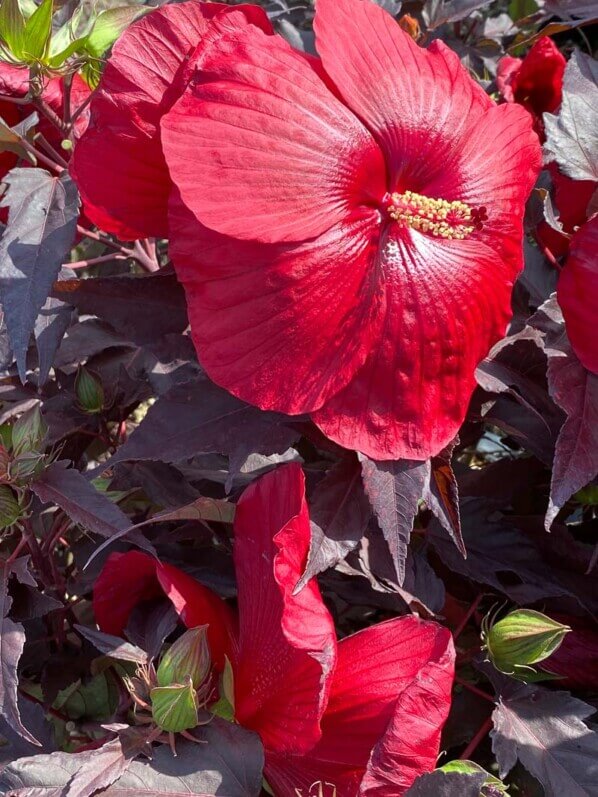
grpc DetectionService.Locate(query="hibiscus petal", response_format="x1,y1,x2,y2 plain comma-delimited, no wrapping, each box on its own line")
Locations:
311,616,454,772
233,463,337,753
161,22,386,244
359,642,455,795
313,228,517,459
71,2,272,240
264,750,363,796
169,192,384,413
313,0,491,186
93,551,235,668
558,216,598,374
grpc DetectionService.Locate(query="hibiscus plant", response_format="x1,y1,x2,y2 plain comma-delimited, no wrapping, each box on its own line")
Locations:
0,0,596,796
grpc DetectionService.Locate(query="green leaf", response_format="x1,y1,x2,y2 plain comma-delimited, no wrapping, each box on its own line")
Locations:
22,0,52,60
151,680,198,733
211,656,235,722
0,0,26,59
85,5,147,58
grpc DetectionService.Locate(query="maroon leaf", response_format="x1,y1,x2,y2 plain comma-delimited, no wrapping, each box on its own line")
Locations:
31,461,153,553
0,560,39,746
405,770,487,796
100,378,300,475
297,456,371,590
0,720,264,796
51,269,188,346
361,447,463,585
530,298,598,529
491,683,598,796
74,625,148,665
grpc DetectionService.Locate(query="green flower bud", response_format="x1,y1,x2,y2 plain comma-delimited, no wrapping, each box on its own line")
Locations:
151,679,198,733
157,626,211,690
12,405,47,456
75,366,105,414
0,445,10,482
0,485,22,529
483,609,570,681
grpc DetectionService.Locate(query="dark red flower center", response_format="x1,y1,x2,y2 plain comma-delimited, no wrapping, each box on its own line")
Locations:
385,190,486,239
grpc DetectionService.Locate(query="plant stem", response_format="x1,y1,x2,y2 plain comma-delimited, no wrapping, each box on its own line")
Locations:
67,253,127,270
455,675,495,704
35,133,69,169
454,593,484,640
460,716,493,760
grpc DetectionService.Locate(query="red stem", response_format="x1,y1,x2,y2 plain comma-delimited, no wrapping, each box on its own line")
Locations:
454,593,484,640
455,675,495,704
68,253,127,270
460,716,493,760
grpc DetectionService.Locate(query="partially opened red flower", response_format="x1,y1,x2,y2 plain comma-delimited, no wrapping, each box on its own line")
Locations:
70,1,273,240
497,37,566,138
158,0,541,460
94,464,455,796
557,215,598,374
535,165,597,260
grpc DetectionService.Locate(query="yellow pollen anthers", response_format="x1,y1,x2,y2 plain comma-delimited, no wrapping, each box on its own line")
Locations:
387,190,481,240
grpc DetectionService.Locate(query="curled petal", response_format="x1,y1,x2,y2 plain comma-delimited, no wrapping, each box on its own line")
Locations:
71,2,272,240
161,22,386,244
233,463,337,753
93,551,235,668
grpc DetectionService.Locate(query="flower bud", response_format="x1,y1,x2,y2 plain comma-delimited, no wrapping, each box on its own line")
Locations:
483,608,570,681
0,485,22,529
150,679,198,733
75,366,105,414
12,405,47,456
157,626,211,690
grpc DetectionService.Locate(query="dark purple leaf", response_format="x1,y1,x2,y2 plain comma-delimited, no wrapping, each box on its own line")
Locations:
297,456,371,589
34,271,75,386
0,561,39,746
51,269,188,346
0,699,54,767
491,683,598,796
361,447,462,585
124,601,178,661
429,499,589,607
0,719,264,796
424,0,494,29
74,625,148,665
406,770,487,796
110,461,200,510
100,378,300,475
361,457,429,585
0,169,79,380
527,298,598,528
544,50,598,182
31,461,153,553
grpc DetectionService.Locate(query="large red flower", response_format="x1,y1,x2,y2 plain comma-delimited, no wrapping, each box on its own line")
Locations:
70,1,273,241
496,37,566,139
158,0,540,460
94,464,455,796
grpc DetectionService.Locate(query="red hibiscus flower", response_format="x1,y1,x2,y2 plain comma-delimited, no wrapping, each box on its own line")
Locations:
497,37,566,139
557,215,598,374
70,1,273,241
157,0,540,460
94,464,455,796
